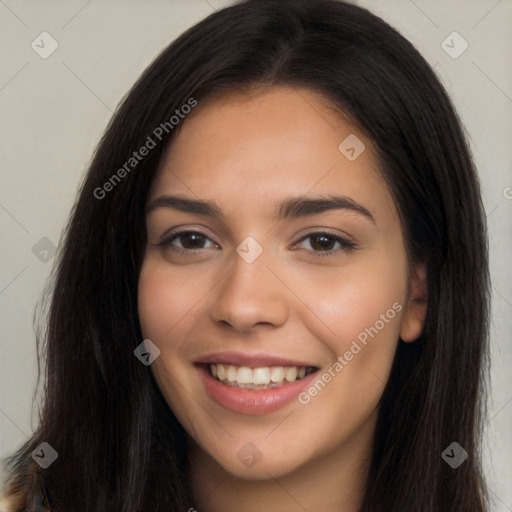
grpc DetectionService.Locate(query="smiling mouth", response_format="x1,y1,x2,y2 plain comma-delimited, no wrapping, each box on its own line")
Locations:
206,363,317,390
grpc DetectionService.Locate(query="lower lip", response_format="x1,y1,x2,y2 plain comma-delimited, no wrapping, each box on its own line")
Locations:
197,365,319,415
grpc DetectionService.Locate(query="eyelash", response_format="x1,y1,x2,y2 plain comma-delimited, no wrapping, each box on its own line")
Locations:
155,230,357,257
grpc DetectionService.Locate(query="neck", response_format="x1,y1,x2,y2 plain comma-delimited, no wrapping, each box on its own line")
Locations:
186,412,376,512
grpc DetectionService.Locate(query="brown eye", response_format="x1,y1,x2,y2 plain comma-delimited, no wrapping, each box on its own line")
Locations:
157,230,217,254
292,232,356,257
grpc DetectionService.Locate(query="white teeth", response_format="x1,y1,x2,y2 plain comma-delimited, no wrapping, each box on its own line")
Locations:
226,365,237,383
270,366,284,383
236,366,252,384
284,367,297,382
253,367,271,385
208,363,314,388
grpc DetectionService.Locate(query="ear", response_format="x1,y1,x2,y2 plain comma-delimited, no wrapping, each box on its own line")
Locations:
399,262,428,343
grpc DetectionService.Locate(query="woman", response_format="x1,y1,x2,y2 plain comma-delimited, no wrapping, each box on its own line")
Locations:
1,0,490,510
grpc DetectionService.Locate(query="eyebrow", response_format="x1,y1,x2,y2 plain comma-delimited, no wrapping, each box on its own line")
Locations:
146,193,376,224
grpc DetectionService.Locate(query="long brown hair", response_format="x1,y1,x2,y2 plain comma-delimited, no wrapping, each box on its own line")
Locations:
2,0,490,510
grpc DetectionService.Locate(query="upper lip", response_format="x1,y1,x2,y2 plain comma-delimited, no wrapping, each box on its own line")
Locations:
194,351,318,368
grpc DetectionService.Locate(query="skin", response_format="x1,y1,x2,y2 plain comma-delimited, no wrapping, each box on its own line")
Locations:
138,86,427,512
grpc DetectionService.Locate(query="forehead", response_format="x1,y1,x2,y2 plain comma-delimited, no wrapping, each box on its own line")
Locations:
150,86,394,223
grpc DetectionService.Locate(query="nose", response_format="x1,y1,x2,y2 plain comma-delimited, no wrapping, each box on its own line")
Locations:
210,246,290,333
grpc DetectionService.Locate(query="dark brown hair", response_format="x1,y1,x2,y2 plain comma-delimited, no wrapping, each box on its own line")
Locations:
2,0,490,510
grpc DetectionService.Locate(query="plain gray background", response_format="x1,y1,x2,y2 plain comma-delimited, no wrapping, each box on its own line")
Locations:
1,0,511,509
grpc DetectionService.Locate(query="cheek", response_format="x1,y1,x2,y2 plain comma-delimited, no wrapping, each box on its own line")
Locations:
138,256,203,342
292,270,404,452
288,253,407,352
137,258,203,425
288,250,407,415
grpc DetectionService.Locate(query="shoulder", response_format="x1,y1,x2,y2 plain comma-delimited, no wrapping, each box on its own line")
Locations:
0,492,26,511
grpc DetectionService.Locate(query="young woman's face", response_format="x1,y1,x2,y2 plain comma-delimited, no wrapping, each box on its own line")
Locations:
138,86,426,480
